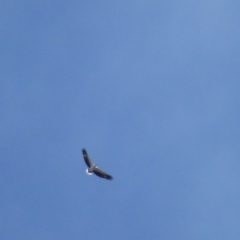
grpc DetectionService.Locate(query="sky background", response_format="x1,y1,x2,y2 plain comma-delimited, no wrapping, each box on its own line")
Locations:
1,1,240,239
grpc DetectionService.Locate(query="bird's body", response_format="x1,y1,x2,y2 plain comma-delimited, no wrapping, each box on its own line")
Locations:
82,149,113,180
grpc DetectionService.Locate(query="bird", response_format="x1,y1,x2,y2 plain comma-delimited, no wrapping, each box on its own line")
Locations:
82,148,113,180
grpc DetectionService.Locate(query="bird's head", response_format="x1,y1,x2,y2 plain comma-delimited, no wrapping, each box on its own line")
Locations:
86,168,93,175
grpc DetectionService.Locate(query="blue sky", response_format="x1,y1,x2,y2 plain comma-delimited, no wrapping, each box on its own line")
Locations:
1,1,240,239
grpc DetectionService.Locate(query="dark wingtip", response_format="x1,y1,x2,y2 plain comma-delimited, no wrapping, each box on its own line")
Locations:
107,176,113,180
82,148,87,154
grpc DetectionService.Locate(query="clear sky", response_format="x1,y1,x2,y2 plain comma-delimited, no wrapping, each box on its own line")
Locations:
1,1,240,239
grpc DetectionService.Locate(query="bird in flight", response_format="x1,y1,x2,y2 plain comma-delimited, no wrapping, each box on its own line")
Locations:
82,149,113,180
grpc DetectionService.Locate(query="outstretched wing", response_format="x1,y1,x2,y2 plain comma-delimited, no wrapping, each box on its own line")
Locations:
82,149,93,168
93,167,113,180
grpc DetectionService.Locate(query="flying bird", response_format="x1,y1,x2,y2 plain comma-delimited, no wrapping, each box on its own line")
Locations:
82,149,113,180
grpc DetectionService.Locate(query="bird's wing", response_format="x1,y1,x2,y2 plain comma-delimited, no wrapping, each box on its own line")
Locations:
82,149,93,168
93,167,113,180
